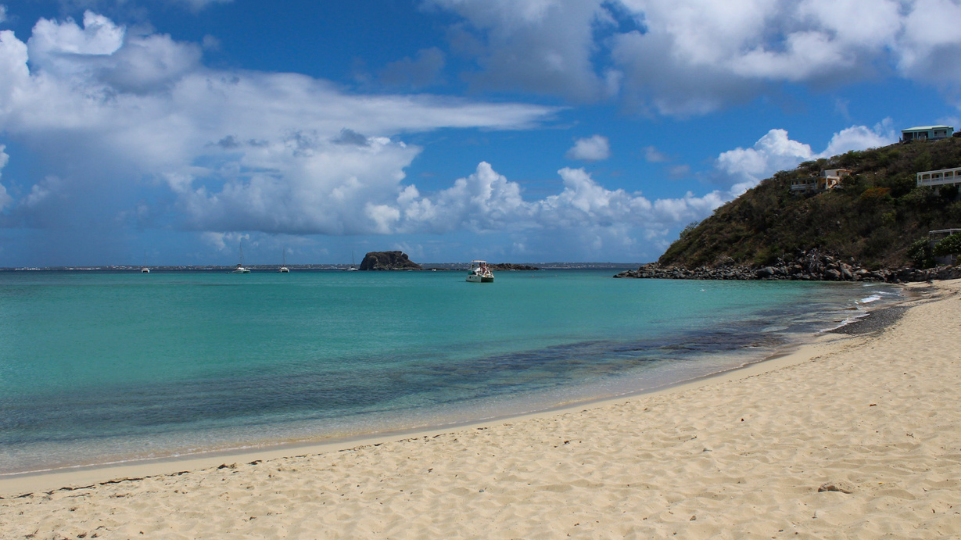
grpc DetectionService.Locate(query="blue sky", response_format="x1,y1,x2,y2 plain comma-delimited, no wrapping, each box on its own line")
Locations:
0,0,959,266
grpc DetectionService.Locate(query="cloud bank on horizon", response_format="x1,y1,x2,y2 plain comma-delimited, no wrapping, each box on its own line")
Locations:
0,1,955,265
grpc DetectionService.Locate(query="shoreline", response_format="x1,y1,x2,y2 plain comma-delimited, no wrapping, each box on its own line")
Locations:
0,336,849,498
0,287,904,488
3,280,959,537
0,285,916,497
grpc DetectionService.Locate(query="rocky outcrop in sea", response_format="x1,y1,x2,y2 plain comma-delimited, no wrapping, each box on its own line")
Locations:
614,249,961,283
359,251,423,271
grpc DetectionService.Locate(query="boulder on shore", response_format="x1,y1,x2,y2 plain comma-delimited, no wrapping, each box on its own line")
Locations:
359,251,423,271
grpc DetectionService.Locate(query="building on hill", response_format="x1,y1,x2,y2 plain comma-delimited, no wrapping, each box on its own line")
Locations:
917,166,961,188
901,125,954,142
790,169,851,193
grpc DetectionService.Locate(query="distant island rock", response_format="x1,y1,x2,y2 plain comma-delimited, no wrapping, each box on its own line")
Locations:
359,251,423,271
490,263,540,271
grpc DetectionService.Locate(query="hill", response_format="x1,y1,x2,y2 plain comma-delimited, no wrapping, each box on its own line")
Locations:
658,137,961,271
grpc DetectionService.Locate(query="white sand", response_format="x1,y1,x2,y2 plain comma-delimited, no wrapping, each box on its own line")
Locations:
3,280,961,539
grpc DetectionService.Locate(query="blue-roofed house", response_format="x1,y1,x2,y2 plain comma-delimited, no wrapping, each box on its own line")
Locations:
901,125,954,142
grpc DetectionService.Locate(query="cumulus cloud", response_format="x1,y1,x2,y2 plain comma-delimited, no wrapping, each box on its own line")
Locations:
566,134,610,161
0,12,558,237
896,0,961,103
821,119,897,157
431,0,961,114
391,161,725,242
0,5,6,24
715,121,898,194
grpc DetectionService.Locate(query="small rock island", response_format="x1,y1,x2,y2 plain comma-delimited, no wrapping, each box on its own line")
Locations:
359,251,423,271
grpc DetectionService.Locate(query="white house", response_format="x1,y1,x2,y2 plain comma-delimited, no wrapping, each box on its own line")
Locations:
917,166,961,188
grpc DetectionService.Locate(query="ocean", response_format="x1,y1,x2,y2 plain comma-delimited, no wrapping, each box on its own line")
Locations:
0,269,901,475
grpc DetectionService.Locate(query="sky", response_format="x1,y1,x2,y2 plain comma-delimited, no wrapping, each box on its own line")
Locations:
0,0,959,266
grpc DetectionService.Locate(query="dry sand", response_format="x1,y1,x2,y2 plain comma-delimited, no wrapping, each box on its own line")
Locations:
3,280,961,539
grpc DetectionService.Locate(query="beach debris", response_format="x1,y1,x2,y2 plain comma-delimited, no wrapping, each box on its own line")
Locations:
818,482,855,494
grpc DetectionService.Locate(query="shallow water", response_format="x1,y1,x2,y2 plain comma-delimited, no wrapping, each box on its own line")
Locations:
0,269,900,474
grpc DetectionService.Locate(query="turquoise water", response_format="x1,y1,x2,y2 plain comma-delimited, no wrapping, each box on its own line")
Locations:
0,270,900,474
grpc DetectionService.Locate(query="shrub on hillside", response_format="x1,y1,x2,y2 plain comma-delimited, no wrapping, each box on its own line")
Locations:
934,233,961,257
908,238,935,269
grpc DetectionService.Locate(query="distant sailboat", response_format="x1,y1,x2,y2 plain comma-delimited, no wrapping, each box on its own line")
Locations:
233,241,250,273
279,247,290,273
141,251,150,274
346,250,358,271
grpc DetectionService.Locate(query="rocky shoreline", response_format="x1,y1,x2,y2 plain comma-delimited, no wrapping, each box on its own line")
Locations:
614,249,961,283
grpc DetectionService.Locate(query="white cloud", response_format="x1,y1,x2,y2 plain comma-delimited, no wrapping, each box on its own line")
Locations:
0,5,7,24
432,0,961,114
821,119,897,157
715,121,898,194
566,134,610,161
29,11,124,58
394,161,725,237
0,12,558,236
716,129,815,188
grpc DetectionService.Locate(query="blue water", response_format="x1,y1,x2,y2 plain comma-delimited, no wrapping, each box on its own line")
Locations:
0,270,900,474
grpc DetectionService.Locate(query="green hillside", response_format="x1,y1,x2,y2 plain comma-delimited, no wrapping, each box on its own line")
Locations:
659,137,961,270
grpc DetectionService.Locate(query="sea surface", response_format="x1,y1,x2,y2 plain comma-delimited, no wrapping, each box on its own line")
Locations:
0,269,901,475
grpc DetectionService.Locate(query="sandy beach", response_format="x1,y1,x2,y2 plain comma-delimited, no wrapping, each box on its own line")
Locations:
3,280,961,539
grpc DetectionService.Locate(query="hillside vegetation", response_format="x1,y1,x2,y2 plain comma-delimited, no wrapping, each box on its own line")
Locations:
659,137,961,270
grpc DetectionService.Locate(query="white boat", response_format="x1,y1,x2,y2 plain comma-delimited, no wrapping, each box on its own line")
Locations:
467,260,494,283
233,242,251,273
345,250,358,271
279,247,289,273
141,251,150,273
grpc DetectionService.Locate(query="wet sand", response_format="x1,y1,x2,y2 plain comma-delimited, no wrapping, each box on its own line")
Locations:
2,280,960,539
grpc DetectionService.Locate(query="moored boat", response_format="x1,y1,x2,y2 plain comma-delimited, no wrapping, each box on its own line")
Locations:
233,242,251,273
467,260,494,283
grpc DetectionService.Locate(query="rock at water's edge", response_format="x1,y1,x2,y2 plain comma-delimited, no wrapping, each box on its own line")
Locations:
613,248,961,283
359,251,423,271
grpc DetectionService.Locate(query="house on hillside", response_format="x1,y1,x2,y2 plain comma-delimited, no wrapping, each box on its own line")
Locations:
917,166,961,188
901,125,954,142
790,169,851,193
